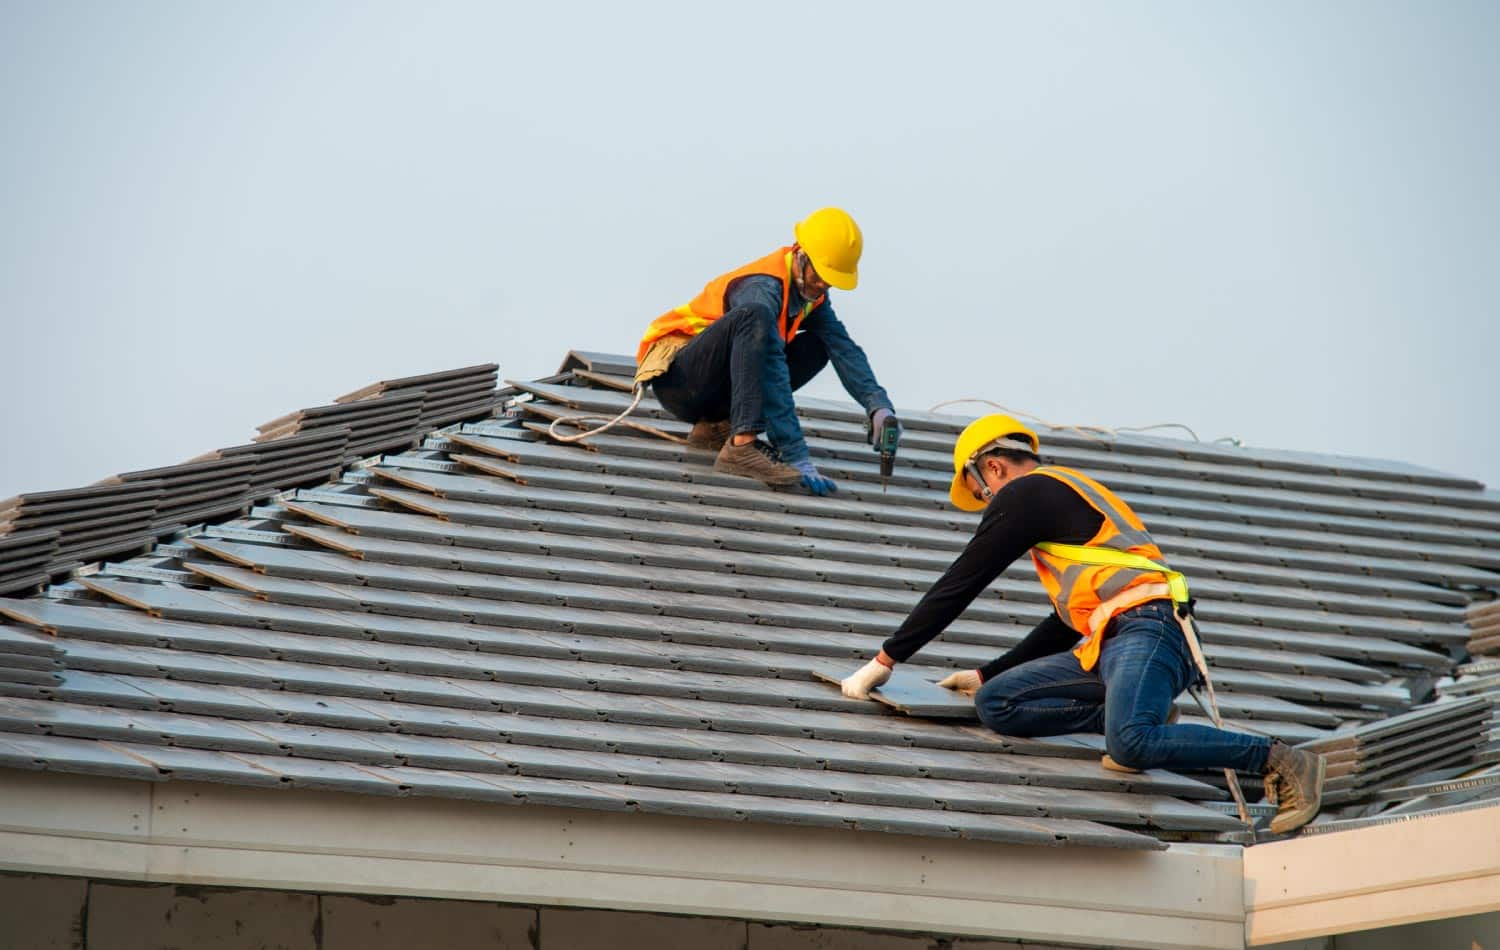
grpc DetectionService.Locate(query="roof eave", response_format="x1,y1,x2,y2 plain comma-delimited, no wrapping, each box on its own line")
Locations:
1244,802,1500,945
0,769,1245,950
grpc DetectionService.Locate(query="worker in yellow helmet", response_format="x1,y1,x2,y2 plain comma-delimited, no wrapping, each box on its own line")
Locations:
636,208,899,495
839,414,1326,835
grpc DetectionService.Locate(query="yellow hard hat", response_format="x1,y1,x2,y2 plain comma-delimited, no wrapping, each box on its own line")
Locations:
793,207,862,291
949,414,1041,512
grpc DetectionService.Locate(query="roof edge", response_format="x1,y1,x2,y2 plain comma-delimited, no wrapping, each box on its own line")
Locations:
0,770,1244,950
1244,801,1500,944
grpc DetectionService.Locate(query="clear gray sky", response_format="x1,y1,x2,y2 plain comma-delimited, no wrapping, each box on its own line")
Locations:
2,1,1496,499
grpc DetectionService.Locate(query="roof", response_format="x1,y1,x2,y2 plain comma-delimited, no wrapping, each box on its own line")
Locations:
0,350,1496,860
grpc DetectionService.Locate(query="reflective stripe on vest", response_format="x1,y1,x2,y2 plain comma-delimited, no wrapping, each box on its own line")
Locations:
1027,466,1173,671
637,247,824,364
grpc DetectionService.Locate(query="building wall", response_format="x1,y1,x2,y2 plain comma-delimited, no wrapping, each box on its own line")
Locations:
9,870,1499,950
0,872,86,950
0,872,1077,950
1264,910,1500,950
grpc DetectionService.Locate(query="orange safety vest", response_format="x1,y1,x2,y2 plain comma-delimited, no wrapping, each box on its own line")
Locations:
637,247,825,364
1028,466,1174,672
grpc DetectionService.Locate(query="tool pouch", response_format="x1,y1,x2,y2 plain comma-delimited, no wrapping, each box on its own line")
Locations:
633,334,692,388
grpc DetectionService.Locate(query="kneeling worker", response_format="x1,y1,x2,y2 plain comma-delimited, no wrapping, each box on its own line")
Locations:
839,414,1325,835
636,207,899,496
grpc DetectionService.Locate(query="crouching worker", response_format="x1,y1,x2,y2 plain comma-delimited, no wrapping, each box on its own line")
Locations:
635,207,899,496
839,414,1325,835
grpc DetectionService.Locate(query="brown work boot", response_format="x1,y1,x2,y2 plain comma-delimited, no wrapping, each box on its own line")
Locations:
687,419,731,451
714,439,802,487
1100,705,1181,773
1263,741,1325,835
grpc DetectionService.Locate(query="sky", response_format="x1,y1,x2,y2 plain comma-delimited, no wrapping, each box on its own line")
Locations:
1,1,1497,500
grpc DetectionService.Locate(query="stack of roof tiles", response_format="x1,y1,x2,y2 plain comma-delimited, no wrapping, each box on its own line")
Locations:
0,483,164,593
1300,697,1494,806
0,529,61,596
334,363,503,430
0,366,503,597
1444,601,1500,769
213,427,352,496
0,351,1495,846
254,364,500,462
1438,656,1500,768
110,457,256,533
1467,600,1500,658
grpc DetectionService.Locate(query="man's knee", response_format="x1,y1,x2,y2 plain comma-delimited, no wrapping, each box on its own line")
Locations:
1105,720,1156,771
723,306,779,336
975,678,1022,733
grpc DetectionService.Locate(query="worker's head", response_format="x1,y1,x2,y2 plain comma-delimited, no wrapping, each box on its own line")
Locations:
962,445,1040,505
793,207,862,292
949,415,1041,512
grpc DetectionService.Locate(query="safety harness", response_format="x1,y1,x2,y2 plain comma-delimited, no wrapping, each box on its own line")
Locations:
1032,541,1255,827
552,251,818,445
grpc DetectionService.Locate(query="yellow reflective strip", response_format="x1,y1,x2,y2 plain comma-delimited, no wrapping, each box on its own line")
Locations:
672,305,709,331
786,301,812,340
1033,541,1191,603
1034,542,1162,571
781,252,817,340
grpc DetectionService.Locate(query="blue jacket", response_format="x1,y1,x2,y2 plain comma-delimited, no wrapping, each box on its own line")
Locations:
726,275,894,464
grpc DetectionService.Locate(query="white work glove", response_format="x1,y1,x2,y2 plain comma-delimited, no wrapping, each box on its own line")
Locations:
841,656,893,699
937,669,982,697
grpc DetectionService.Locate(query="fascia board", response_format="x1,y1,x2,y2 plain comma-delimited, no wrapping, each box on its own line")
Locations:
0,770,1244,950
1243,804,1500,945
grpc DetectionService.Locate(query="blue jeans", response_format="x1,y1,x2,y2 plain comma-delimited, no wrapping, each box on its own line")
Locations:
651,274,892,464
652,308,829,443
974,601,1272,773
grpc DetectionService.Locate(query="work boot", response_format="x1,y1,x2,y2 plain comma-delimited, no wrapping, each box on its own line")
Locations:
1100,705,1181,773
1263,741,1325,835
687,419,731,451
714,439,802,487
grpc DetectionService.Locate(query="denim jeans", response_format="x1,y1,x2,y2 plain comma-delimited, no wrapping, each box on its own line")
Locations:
973,601,1272,773
651,274,892,464
652,308,829,443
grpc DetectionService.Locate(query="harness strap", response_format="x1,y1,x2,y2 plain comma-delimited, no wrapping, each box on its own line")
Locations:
1032,541,1255,827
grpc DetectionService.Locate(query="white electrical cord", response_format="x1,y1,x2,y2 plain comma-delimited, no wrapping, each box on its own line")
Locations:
928,398,1117,444
929,398,1234,446
544,385,689,445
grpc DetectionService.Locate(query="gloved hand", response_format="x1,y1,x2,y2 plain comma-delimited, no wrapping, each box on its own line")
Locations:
936,669,982,696
869,408,902,449
793,459,837,496
841,655,893,699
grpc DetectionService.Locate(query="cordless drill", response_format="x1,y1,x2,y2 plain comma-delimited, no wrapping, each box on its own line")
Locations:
876,413,900,492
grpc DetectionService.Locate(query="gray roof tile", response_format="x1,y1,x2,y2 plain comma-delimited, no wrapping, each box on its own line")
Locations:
2,353,1495,846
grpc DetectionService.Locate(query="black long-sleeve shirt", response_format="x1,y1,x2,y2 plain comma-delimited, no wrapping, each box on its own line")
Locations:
880,471,1106,680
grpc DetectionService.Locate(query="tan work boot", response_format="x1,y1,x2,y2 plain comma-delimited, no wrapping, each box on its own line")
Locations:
1263,741,1325,835
1100,705,1181,773
714,439,802,486
687,419,732,451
